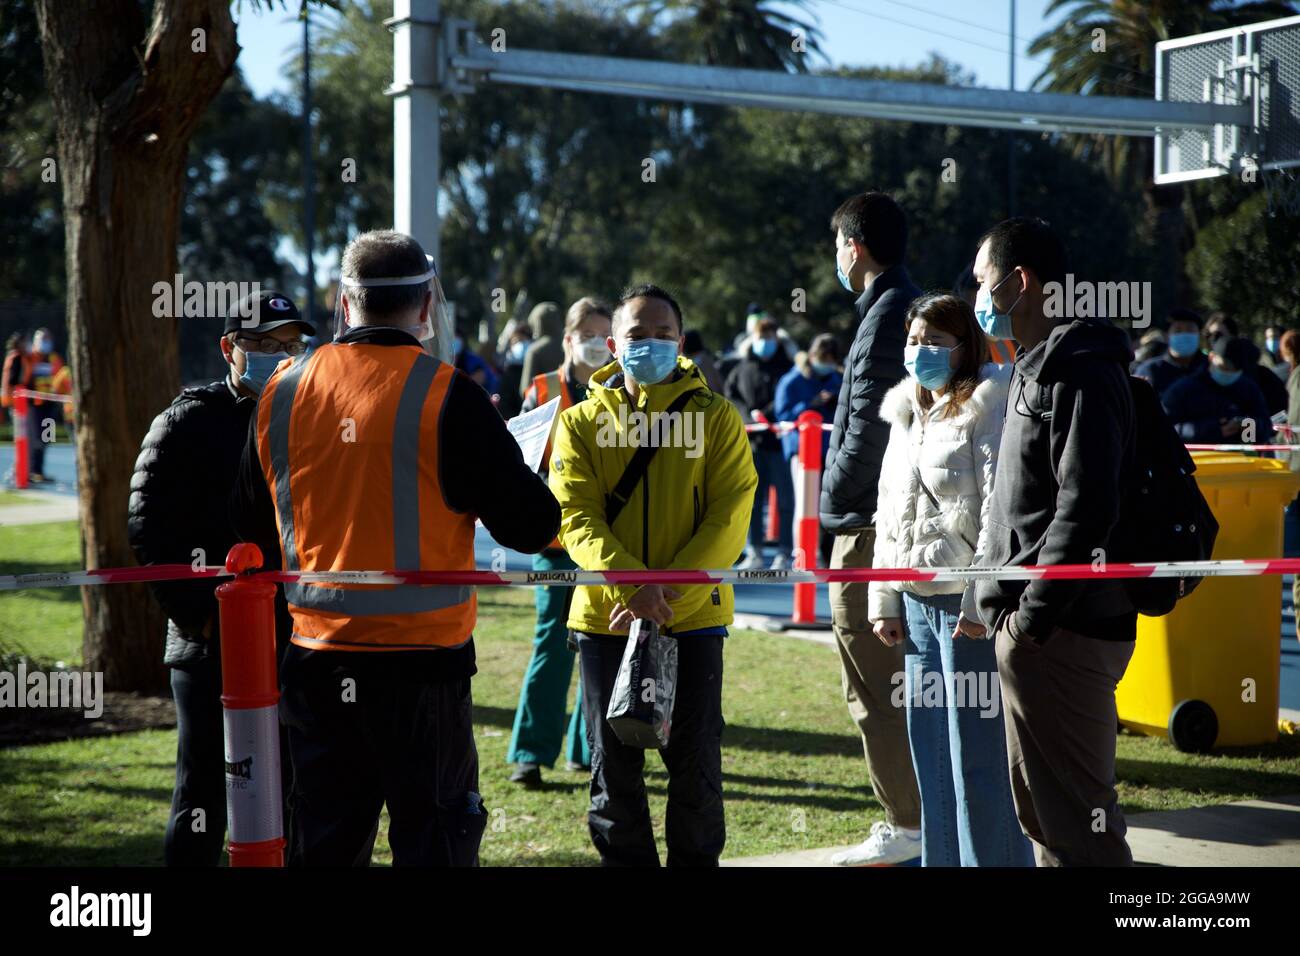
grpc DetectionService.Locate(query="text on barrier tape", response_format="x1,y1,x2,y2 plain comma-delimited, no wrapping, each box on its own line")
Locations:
6,559,1300,592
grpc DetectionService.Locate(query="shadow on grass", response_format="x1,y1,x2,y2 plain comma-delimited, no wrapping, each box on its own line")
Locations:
472,703,862,760
1119,754,1300,799
0,832,166,867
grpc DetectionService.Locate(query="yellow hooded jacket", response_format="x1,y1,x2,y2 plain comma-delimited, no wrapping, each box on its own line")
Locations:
548,355,757,634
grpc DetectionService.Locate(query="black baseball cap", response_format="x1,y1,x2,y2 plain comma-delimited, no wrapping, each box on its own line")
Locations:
223,290,316,336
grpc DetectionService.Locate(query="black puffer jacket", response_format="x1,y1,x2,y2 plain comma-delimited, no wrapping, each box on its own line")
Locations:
724,346,793,453
128,379,260,667
820,265,920,531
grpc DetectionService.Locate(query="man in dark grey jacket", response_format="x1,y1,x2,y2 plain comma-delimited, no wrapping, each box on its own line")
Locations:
819,191,923,866
972,217,1138,867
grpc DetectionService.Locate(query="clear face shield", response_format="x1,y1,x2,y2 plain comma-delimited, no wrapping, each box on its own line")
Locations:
333,254,456,363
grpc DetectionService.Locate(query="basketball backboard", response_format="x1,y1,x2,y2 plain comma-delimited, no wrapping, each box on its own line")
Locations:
1155,14,1300,185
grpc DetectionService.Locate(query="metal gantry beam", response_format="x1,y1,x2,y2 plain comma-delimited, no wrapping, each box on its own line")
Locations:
389,6,1257,267
447,42,1251,138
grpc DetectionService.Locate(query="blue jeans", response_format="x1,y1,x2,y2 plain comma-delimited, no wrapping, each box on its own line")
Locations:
901,592,1034,867
747,444,793,553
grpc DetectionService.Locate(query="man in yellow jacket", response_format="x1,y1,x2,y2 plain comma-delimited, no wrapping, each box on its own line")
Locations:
549,283,757,866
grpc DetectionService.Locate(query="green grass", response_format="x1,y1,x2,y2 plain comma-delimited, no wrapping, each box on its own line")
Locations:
0,520,85,667
2,520,1300,866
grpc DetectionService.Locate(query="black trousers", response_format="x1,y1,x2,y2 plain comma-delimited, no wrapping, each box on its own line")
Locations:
166,655,294,866
278,651,484,867
576,632,725,867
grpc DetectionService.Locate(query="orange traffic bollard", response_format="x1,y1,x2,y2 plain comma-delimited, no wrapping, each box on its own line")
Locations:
215,542,285,867
12,390,28,490
792,410,824,623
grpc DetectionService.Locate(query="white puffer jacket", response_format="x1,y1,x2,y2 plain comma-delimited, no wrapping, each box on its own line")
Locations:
869,363,1011,622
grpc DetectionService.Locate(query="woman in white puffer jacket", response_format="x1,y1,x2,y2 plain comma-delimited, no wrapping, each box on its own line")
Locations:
869,292,1032,868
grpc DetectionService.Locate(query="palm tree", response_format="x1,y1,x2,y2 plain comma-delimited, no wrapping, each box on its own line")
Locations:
1028,0,1297,305
628,0,826,72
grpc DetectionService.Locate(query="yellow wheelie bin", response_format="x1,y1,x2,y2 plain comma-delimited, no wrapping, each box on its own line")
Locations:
1116,452,1300,751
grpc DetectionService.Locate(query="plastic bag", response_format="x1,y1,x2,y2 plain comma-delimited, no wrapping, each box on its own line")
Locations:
605,619,678,749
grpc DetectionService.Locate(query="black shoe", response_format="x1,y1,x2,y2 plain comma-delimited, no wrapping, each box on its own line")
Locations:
565,761,590,773
510,763,542,788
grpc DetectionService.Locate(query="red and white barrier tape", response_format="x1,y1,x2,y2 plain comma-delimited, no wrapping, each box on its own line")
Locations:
6,558,1300,593
1186,443,1299,451
741,421,1300,451
12,388,72,403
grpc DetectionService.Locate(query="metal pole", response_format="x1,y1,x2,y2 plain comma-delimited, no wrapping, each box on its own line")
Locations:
303,7,315,326
390,0,442,266
1008,0,1017,217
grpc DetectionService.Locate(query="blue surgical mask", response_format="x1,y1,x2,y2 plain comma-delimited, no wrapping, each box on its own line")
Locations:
836,260,855,292
811,360,836,377
1167,332,1200,358
239,350,291,394
904,344,956,391
453,336,465,357
753,337,778,360
974,272,1020,340
509,340,528,363
619,338,678,385
1209,366,1242,387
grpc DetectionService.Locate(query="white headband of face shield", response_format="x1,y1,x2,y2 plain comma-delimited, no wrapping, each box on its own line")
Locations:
334,255,453,362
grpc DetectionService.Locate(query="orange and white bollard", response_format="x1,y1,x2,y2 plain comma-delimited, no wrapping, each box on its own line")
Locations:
12,390,29,490
792,410,823,623
216,543,285,867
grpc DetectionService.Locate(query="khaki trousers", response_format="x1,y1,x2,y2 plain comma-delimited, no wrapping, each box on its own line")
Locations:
828,528,921,829
995,620,1136,867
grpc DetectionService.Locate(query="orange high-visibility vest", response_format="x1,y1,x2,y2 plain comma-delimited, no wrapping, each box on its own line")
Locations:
256,342,477,652
531,369,573,550
987,339,1018,364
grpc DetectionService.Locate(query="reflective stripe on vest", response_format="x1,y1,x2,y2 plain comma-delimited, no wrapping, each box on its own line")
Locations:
258,343,476,651
988,339,1017,364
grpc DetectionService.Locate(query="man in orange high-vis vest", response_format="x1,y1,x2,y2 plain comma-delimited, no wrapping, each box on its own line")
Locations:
232,230,560,867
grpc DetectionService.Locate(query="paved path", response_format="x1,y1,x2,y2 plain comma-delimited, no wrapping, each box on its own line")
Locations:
0,490,77,526
723,795,1300,867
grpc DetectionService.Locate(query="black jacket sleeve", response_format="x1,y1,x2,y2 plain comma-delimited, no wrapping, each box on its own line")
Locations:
128,398,222,631
441,370,560,554
1016,364,1132,638
230,410,283,571
820,288,908,528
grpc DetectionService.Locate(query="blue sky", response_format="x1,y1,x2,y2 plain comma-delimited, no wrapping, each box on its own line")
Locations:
234,0,1063,99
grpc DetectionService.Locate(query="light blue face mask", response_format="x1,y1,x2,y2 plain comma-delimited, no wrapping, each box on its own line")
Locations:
1167,331,1200,358
1209,366,1242,387
753,336,778,360
509,340,528,363
904,344,956,391
239,350,291,394
974,272,1021,340
836,259,855,292
811,360,836,377
619,338,678,385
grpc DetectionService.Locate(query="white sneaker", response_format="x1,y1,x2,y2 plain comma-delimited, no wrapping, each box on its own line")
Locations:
736,551,765,571
770,553,791,571
830,821,922,866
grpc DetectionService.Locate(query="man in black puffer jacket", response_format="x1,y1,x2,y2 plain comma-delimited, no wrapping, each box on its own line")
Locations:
128,290,313,865
819,191,924,867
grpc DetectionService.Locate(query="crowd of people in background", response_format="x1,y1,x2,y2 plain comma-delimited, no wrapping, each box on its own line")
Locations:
1,327,74,482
